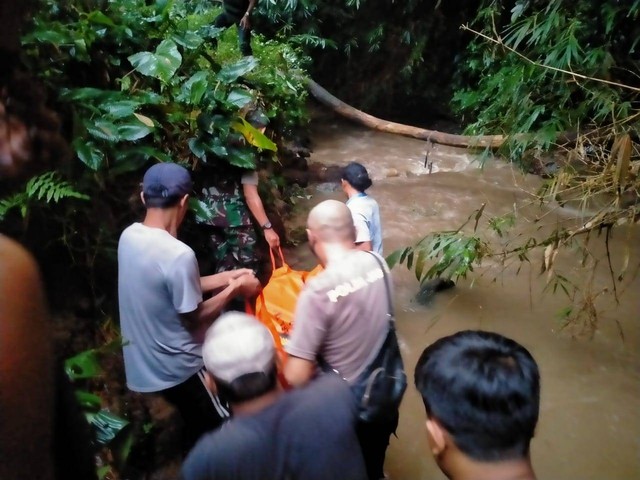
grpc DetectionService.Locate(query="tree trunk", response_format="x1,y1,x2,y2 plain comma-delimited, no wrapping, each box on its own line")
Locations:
307,79,506,149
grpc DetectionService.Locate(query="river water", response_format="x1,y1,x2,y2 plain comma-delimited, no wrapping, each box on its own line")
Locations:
289,121,640,479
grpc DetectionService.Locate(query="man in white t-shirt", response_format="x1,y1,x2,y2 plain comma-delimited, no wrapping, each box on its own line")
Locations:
118,163,260,451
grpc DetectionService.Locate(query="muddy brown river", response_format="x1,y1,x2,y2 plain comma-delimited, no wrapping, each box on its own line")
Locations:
289,121,640,479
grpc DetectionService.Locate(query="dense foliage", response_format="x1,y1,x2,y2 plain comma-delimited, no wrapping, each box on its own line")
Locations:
2,0,310,310
453,0,640,148
256,0,477,120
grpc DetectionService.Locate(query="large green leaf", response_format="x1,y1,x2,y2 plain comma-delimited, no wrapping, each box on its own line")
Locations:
128,39,182,83
180,71,209,105
111,147,170,175
226,89,254,108
102,100,141,118
117,117,154,141
188,137,207,159
217,56,259,83
226,147,257,169
73,139,105,170
86,11,116,27
231,118,277,152
60,87,114,102
75,390,102,411
65,349,102,381
172,31,204,49
86,119,120,142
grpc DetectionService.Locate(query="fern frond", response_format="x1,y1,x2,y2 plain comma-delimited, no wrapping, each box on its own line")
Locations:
0,193,29,221
25,171,89,203
0,171,88,221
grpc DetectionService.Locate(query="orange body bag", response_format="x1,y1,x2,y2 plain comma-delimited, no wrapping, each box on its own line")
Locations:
252,248,322,352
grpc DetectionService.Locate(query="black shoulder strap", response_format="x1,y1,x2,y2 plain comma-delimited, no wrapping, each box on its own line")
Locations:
365,251,394,322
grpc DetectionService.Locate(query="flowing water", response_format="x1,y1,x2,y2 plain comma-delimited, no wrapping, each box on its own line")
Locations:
289,121,640,480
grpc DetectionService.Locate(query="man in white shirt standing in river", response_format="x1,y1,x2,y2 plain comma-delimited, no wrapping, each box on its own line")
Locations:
341,162,383,254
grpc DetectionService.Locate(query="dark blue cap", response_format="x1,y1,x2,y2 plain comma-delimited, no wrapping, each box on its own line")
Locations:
342,162,372,192
142,163,192,204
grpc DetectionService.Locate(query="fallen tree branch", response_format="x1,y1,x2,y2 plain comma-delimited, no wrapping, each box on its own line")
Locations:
306,79,506,149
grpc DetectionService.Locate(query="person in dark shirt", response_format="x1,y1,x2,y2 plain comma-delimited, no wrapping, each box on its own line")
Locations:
414,331,540,480
181,312,367,480
212,0,257,56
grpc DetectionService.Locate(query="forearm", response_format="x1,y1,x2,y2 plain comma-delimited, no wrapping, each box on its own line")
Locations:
201,272,231,293
245,0,257,15
283,356,316,387
243,184,269,226
183,284,237,332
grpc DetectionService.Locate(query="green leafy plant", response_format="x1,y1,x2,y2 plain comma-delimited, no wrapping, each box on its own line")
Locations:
387,206,490,283
0,171,88,221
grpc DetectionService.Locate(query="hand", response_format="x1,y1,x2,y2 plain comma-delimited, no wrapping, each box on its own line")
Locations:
226,268,255,282
264,228,280,249
230,273,261,298
239,14,250,30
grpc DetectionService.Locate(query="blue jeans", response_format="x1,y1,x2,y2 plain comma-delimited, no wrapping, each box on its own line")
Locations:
213,11,253,56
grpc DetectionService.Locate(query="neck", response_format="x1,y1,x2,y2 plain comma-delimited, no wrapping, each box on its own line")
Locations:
231,388,281,416
142,208,180,237
344,184,361,199
445,454,536,480
323,242,356,266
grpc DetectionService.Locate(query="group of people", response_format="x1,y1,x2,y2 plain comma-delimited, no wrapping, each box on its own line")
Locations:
117,159,540,480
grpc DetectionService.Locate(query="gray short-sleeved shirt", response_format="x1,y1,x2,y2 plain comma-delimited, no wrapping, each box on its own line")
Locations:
181,374,366,480
118,223,204,392
346,194,383,254
286,250,390,383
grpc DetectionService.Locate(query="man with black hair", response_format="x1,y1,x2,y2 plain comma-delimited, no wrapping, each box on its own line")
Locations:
414,330,540,480
181,312,366,480
118,162,260,451
341,162,383,254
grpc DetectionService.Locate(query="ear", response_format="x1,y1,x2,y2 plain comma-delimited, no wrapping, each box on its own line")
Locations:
179,194,189,208
204,372,218,395
426,418,446,456
140,191,146,206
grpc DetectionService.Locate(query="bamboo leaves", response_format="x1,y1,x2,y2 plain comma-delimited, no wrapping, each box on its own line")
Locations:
387,231,489,284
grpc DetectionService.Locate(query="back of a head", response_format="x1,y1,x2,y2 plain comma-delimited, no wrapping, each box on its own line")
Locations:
341,162,372,192
203,312,277,403
307,199,356,243
414,330,540,462
142,162,193,209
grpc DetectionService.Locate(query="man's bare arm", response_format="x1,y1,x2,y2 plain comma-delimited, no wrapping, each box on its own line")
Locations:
239,0,257,29
283,356,316,387
200,269,254,293
243,183,280,248
183,274,261,332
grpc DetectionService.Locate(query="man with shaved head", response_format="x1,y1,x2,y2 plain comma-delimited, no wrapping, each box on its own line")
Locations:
284,200,398,480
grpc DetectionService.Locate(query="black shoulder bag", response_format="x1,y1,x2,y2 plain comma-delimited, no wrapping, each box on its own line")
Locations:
349,252,407,423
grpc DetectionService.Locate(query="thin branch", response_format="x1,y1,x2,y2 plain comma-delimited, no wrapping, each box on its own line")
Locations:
461,25,640,93
604,226,620,305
